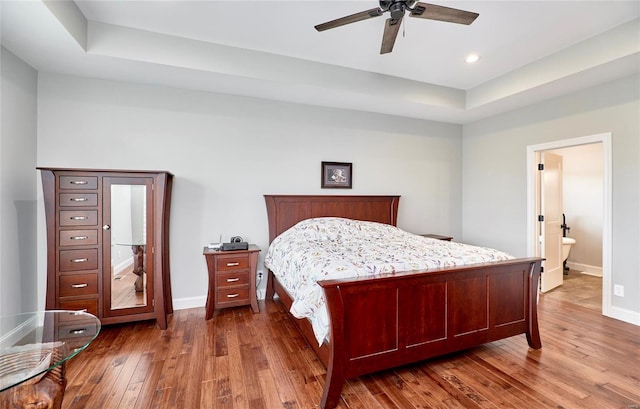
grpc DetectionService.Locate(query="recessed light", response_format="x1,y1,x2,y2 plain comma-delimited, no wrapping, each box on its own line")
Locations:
465,54,480,63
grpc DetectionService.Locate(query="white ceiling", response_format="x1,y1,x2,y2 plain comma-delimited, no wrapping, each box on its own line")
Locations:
2,1,639,123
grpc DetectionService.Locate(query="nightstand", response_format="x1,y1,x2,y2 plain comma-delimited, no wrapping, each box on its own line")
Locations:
203,245,261,319
420,234,453,241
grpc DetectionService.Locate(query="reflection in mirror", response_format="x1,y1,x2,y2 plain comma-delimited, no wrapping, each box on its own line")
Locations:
111,184,147,310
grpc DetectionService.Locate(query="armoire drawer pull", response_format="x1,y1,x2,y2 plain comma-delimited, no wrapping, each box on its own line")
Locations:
70,310,87,315
70,181,88,185
68,328,87,335
70,198,88,202
226,277,240,282
70,216,88,220
71,258,88,263
226,262,240,267
70,236,89,240
71,283,89,288
226,293,240,298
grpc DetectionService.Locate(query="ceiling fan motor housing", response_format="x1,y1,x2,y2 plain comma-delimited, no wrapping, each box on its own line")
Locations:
382,1,419,21
389,3,405,20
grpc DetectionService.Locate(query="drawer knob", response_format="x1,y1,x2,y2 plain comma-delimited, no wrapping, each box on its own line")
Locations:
70,180,88,185
70,236,89,240
71,258,88,263
103,224,111,231
226,262,240,267
70,197,88,202
69,328,87,335
70,216,88,220
71,283,89,288
226,293,240,298
226,278,240,282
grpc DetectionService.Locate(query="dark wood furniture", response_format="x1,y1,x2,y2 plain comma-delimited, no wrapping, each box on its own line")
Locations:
203,245,260,319
39,168,174,329
264,194,543,409
420,233,453,241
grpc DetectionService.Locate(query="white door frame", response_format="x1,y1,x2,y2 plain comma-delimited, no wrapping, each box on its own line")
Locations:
526,133,612,316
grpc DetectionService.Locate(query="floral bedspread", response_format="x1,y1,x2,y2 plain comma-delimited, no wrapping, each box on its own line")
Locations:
264,217,513,345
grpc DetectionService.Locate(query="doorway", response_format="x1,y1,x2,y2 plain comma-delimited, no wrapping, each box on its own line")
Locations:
527,133,612,316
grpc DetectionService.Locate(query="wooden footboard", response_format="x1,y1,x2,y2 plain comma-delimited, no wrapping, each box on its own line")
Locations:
317,257,542,409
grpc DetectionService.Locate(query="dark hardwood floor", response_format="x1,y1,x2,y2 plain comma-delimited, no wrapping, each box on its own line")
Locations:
62,295,640,409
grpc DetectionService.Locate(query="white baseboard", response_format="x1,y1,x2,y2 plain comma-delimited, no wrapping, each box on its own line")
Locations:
566,261,602,277
607,305,640,326
0,315,38,345
173,296,205,311
113,258,133,276
173,290,268,311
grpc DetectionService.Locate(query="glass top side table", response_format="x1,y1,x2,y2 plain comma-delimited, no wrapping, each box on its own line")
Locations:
0,310,101,392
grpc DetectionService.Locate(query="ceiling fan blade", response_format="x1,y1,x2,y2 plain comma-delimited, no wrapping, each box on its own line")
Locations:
410,2,479,25
315,7,384,32
380,17,403,54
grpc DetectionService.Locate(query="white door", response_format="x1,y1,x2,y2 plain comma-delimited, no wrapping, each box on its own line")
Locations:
540,152,564,292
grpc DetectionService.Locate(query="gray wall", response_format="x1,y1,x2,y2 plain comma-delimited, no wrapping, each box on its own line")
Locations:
462,74,640,316
0,47,38,316
36,72,463,309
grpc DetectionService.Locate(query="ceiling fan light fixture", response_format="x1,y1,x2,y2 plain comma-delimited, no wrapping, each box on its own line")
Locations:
315,2,480,54
465,53,480,63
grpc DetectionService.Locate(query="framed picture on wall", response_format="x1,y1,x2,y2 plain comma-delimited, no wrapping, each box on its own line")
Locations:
321,161,352,189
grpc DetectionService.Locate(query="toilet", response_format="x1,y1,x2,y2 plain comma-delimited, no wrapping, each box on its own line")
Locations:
562,237,576,262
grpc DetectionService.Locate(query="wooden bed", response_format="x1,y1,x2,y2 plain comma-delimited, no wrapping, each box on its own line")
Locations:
264,195,543,409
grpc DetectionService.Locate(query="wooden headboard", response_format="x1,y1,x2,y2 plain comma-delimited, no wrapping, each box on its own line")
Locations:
264,195,400,243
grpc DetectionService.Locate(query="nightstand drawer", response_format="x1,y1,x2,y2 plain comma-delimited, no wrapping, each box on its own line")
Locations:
59,274,98,297
59,249,98,272
59,210,98,227
217,286,250,304
216,271,250,288
59,193,98,207
59,176,98,190
216,255,250,271
59,229,98,246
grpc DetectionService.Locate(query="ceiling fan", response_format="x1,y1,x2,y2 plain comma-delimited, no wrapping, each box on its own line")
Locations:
314,1,479,54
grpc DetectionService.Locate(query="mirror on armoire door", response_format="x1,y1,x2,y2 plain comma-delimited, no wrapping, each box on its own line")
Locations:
103,177,154,315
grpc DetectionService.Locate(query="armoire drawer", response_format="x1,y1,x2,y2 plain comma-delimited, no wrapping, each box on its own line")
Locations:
59,273,98,297
59,210,98,227
59,193,98,207
59,249,98,272
57,321,99,351
59,176,98,190
58,298,98,317
57,309,98,323
57,321,99,341
59,229,98,246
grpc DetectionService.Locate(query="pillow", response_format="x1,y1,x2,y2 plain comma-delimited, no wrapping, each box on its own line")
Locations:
279,217,399,243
